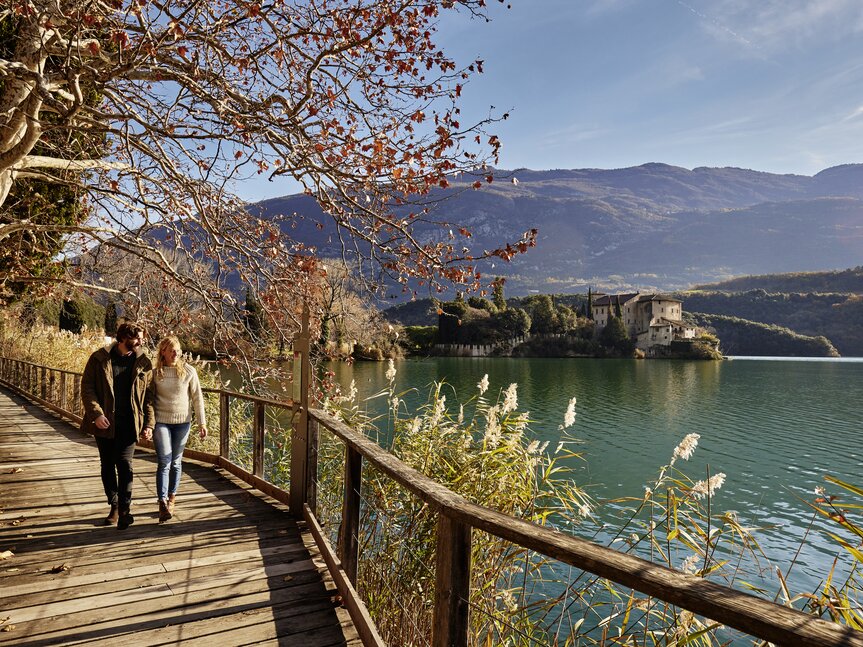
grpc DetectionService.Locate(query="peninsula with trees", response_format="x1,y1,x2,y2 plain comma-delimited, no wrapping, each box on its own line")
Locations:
400,285,722,360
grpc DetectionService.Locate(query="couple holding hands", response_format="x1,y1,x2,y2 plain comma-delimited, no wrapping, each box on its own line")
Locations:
80,323,207,530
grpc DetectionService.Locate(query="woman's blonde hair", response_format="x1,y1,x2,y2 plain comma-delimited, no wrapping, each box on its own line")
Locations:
155,336,187,380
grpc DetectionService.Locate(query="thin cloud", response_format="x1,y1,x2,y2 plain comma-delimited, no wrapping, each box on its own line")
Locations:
538,124,612,149
842,105,863,122
691,0,863,51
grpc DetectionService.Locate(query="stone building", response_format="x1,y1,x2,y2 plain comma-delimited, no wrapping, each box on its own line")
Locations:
593,293,697,349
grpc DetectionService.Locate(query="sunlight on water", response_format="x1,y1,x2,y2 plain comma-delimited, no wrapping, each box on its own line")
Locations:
332,356,863,595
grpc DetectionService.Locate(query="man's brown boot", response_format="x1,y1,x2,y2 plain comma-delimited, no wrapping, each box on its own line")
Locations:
104,503,119,526
166,494,175,519
158,500,170,523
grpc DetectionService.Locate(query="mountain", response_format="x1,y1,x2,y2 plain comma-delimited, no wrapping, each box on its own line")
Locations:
251,163,863,296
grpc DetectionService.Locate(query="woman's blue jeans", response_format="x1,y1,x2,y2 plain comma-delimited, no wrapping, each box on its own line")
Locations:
153,422,191,501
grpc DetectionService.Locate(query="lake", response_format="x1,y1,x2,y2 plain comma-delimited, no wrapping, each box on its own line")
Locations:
330,356,863,598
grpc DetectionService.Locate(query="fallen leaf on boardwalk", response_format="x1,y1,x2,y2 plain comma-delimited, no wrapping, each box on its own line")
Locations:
5,568,19,572
283,575,293,582
10,517,24,526
50,563,70,574
1,624,14,632
0,551,13,560
7,468,22,474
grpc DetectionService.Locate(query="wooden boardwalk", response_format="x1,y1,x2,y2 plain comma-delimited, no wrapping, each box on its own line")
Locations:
0,388,360,646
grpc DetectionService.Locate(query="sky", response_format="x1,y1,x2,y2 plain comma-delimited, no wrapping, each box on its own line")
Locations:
240,0,863,201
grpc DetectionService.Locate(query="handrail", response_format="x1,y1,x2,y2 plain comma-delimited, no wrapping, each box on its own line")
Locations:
1,348,862,647
201,386,298,410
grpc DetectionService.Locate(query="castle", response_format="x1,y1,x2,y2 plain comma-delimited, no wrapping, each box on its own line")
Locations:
593,293,697,350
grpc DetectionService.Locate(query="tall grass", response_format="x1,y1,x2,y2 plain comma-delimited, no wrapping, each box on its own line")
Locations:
318,368,592,645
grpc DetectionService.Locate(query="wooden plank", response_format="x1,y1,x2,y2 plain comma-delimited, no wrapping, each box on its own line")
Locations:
5,559,318,623
1,576,335,645
1,543,311,598
1,534,311,585
91,599,352,646
1,515,308,568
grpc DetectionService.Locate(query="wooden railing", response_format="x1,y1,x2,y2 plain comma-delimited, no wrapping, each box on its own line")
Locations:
2,319,862,647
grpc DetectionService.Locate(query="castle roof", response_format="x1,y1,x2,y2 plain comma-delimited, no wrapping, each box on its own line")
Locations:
593,293,682,306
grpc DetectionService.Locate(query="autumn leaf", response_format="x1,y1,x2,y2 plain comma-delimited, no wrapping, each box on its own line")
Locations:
49,563,71,574
0,551,13,560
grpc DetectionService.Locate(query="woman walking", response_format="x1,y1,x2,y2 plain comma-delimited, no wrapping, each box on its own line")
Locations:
148,336,207,522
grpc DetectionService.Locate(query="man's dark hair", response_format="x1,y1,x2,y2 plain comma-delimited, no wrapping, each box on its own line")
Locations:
116,322,145,343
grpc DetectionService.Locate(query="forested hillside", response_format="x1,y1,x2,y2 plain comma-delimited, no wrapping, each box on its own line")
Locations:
694,267,863,294
688,313,839,357
680,290,863,356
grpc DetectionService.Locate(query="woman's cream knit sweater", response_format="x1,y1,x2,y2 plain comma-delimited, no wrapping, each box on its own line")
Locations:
151,366,207,427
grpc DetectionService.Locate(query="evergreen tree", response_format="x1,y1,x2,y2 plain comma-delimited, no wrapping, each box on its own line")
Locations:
587,287,594,320
614,295,622,318
527,295,558,334
492,278,507,311
59,299,85,334
104,301,118,335
600,310,634,355
496,307,531,338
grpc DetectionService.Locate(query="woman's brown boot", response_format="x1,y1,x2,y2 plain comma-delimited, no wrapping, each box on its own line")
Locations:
158,500,170,523
166,494,175,518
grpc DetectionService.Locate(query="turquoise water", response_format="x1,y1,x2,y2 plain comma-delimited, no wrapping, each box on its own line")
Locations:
331,356,863,596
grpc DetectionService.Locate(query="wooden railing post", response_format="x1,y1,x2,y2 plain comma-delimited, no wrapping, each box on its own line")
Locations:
290,304,311,516
73,375,81,418
59,373,67,411
339,445,362,585
40,365,47,400
307,418,319,515
49,370,56,405
253,401,265,478
219,392,230,459
432,513,472,647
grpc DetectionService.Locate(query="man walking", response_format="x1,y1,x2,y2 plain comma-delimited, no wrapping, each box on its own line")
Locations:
81,322,154,529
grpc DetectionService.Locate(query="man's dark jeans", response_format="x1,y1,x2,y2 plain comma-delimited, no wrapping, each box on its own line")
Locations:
95,432,137,510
